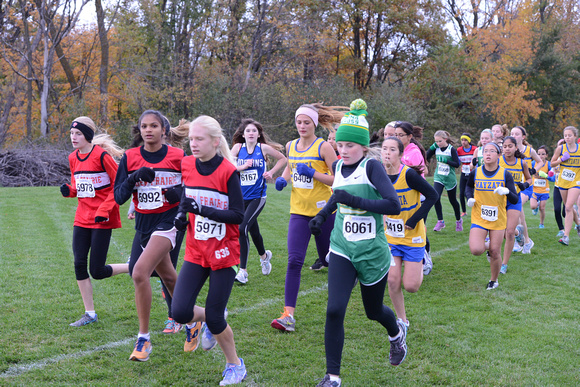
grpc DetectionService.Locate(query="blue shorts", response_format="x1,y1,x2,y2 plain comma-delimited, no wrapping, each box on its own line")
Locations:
532,192,550,202
521,186,533,199
507,192,522,212
471,223,488,231
388,244,424,263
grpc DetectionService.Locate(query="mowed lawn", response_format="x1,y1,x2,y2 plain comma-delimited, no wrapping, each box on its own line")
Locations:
0,183,579,386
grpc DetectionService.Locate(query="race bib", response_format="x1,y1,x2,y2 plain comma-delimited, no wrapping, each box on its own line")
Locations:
533,179,546,188
292,169,313,189
385,217,405,238
240,169,258,186
194,216,226,241
561,169,576,182
342,215,376,242
437,163,450,176
137,186,163,210
462,164,471,174
481,205,498,222
76,178,95,198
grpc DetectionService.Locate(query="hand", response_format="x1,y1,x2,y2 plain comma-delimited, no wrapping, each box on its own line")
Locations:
183,198,201,214
436,155,450,164
296,163,315,179
95,216,108,223
529,167,536,176
493,187,510,196
60,183,70,197
467,198,476,207
516,182,527,191
275,177,287,191
164,187,180,204
333,189,355,207
238,159,253,171
548,170,554,177
561,152,570,162
472,158,478,166
308,215,325,236
429,142,438,151
539,171,548,178
263,170,273,180
129,167,156,185
174,212,189,231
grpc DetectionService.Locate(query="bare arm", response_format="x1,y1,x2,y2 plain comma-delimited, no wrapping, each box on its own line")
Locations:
314,142,337,186
262,144,287,180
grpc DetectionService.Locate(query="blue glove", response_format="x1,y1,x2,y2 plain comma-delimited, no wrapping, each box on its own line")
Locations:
275,177,287,191
296,163,315,179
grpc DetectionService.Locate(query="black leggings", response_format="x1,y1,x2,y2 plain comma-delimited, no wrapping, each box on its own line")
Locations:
553,188,565,230
434,182,461,221
325,253,399,376
459,173,470,213
172,260,235,335
72,226,113,281
128,229,185,318
239,198,267,269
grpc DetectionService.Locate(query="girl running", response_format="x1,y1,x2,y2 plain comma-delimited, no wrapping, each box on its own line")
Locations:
171,115,247,386
530,145,552,228
465,142,519,290
309,100,406,387
491,124,508,147
61,117,128,327
551,126,580,246
392,121,433,275
426,131,462,232
271,102,345,332
230,118,286,284
457,133,476,216
498,136,532,274
383,136,437,331
510,126,543,254
471,129,493,168
114,110,185,361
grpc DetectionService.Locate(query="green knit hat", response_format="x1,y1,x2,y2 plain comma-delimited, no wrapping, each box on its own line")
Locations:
335,99,369,146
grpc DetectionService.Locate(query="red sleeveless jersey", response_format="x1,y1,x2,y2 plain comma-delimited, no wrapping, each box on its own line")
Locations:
125,146,183,214
182,156,240,270
66,145,121,229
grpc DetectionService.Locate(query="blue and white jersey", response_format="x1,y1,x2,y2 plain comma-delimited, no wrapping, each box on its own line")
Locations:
237,143,267,200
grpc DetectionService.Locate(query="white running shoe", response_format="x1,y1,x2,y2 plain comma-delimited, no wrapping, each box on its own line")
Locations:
422,250,433,275
235,269,248,284
522,238,534,254
260,250,272,275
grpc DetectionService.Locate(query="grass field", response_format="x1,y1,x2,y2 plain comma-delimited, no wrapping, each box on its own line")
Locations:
0,184,579,386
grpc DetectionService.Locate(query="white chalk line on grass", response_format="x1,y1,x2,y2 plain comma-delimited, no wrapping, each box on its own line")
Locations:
0,284,329,379
2,240,466,379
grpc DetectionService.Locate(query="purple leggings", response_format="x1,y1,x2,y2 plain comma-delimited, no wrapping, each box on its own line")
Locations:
285,213,335,307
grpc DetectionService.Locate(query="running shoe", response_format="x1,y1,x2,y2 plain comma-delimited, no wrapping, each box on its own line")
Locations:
522,238,534,254
512,243,523,253
220,358,247,386
422,250,433,275
456,218,463,232
433,220,445,232
486,280,499,290
500,264,508,274
271,307,296,332
532,208,538,216
310,258,325,271
235,269,248,284
559,236,569,246
460,212,467,217
556,230,565,238
486,251,491,263
184,322,201,352
201,323,217,351
69,313,98,327
162,318,182,334
260,250,273,275
129,337,152,361
576,225,580,237
316,374,341,387
389,320,408,366
539,224,545,229
397,318,410,335
514,224,524,246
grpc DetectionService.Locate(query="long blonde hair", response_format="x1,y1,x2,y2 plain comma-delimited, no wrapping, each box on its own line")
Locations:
73,116,124,161
299,103,349,133
190,115,235,165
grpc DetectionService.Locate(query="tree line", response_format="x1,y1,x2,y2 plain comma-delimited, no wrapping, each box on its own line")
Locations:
0,0,578,150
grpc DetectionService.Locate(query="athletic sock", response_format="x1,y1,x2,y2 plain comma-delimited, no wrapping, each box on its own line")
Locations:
138,332,150,341
186,323,197,329
86,310,97,318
